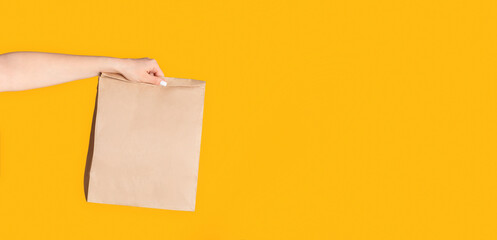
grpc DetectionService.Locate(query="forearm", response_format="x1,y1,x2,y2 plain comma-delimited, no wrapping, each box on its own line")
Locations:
0,52,125,92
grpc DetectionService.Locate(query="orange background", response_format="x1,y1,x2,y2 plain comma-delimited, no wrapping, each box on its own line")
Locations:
1,0,497,239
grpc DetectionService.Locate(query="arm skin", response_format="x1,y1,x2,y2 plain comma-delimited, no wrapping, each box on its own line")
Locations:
0,52,166,92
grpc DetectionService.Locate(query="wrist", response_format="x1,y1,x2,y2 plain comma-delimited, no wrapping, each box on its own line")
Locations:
100,57,129,74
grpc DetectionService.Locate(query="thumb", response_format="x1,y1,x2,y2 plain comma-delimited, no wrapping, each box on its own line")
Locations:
145,74,166,86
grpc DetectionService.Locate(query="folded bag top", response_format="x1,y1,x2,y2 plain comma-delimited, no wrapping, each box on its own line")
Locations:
85,72,206,211
100,72,206,87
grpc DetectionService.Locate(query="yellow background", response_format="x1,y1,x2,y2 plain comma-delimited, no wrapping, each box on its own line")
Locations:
0,0,496,239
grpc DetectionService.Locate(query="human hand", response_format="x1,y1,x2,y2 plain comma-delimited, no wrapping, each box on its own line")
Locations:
115,58,167,86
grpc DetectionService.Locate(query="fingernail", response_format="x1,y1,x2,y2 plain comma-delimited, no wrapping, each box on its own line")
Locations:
160,80,167,87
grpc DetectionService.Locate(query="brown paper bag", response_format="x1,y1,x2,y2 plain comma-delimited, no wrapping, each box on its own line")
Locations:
85,72,206,211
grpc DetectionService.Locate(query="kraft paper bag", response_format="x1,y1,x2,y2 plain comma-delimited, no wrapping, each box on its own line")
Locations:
85,72,206,211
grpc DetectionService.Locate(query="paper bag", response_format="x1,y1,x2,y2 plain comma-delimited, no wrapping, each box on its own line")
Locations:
85,72,206,211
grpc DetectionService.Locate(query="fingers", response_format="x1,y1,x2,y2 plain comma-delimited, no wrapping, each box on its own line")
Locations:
118,57,167,86
145,59,164,77
152,61,165,77
146,59,166,86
